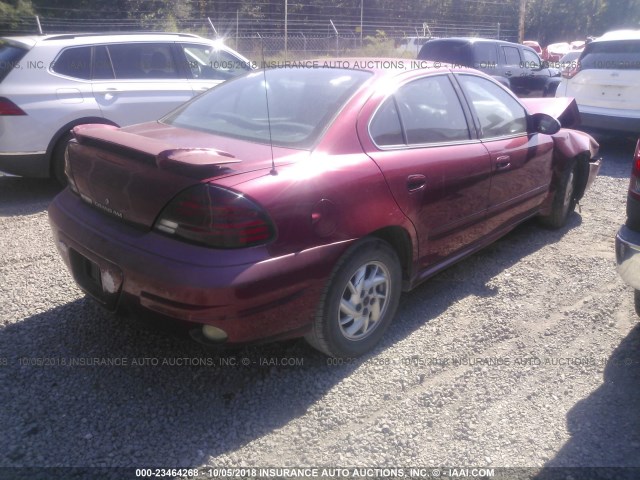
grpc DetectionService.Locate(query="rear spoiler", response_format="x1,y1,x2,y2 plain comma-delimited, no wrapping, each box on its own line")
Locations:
72,124,241,169
520,97,581,129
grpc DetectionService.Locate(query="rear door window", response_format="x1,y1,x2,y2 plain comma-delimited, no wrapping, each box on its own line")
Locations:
580,40,640,70
502,46,522,66
473,43,498,68
370,75,471,147
107,43,181,79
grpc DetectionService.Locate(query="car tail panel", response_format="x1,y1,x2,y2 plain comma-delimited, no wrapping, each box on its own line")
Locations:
564,69,640,111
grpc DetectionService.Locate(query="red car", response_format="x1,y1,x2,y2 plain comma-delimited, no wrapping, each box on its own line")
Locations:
48,61,601,357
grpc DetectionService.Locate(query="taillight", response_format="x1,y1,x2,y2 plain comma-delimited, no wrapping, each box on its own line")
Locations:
64,143,79,194
0,97,26,115
561,61,581,79
629,140,640,200
154,184,276,249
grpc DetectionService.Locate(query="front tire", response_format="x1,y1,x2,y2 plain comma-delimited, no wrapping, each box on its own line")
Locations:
305,239,402,358
539,159,577,229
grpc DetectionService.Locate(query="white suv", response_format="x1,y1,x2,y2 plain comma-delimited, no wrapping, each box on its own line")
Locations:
555,30,640,135
0,32,254,183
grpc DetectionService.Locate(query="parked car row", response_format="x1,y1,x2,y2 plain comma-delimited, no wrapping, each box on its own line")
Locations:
417,37,561,97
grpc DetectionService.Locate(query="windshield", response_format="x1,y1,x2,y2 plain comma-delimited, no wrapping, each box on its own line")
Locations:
163,67,371,149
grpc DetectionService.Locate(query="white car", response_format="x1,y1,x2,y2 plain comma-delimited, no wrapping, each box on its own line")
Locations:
555,30,640,135
0,32,254,183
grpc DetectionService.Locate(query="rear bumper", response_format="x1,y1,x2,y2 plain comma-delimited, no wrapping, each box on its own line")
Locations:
578,107,640,135
0,152,49,177
48,189,350,344
616,225,640,290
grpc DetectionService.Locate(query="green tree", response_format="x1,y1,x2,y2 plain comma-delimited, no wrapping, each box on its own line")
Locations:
0,0,35,34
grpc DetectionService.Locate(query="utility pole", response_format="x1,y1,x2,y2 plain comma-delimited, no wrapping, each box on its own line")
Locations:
518,0,526,43
284,0,288,60
360,0,363,47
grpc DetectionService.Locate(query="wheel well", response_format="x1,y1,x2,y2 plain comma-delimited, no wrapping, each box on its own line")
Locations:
369,226,413,289
46,117,119,172
573,152,591,202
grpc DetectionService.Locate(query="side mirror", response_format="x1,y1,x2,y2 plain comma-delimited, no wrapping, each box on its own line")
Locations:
531,113,561,135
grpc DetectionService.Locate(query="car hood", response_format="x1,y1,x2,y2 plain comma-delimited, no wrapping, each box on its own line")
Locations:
520,97,581,129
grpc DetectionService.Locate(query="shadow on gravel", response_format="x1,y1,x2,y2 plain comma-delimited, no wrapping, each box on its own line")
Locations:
595,136,636,180
0,215,583,469
534,323,640,478
383,213,583,350
0,177,62,217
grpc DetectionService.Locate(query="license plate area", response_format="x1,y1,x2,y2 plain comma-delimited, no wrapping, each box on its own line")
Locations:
69,248,122,311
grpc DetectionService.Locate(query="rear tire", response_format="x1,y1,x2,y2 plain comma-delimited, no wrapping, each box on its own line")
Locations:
52,132,72,186
305,239,402,358
539,159,577,229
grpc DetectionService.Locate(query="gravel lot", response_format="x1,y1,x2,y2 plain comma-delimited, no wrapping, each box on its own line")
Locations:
1,138,639,478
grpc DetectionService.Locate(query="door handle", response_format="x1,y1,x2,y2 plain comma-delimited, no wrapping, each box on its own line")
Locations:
505,71,512,77
495,155,511,171
407,174,426,192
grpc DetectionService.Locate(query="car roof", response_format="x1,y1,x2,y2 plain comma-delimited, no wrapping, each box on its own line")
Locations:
596,30,640,42
424,37,516,46
2,32,216,47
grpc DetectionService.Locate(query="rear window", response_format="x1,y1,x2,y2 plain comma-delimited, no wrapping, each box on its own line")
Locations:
418,40,473,66
163,68,371,149
0,41,28,82
580,40,640,70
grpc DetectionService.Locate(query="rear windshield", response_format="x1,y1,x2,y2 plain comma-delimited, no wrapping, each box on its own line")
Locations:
162,67,371,149
580,40,640,70
418,40,473,66
0,40,28,82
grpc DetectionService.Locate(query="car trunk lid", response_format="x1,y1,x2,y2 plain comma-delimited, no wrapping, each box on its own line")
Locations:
66,123,298,229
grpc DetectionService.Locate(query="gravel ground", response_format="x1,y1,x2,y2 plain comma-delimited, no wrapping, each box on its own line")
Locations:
0,138,639,478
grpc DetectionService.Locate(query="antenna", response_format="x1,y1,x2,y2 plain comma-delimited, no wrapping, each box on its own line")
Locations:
256,33,277,176
207,17,218,38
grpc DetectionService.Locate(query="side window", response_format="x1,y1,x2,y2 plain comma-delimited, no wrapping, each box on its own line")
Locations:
180,44,252,80
457,74,527,138
473,43,498,67
93,45,114,80
51,47,91,79
502,46,521,66
522,49,542,69
394,75,470,145
107,44,180,79
369,97,404,146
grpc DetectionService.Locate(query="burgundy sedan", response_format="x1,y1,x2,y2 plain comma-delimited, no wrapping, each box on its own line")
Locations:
48,62,601,357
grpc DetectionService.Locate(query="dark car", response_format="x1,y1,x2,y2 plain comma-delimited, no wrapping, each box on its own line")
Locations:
615,140,640,313
418,37,561,97
48,61,601,357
